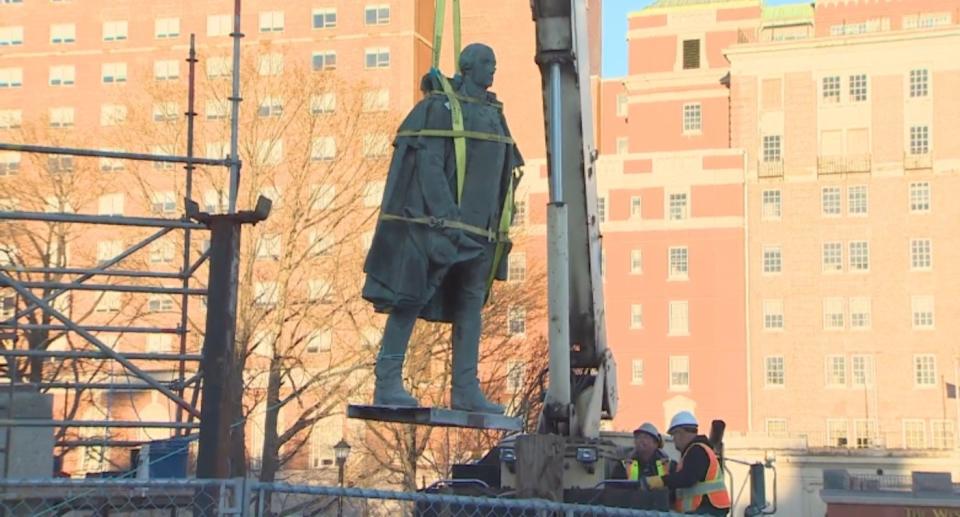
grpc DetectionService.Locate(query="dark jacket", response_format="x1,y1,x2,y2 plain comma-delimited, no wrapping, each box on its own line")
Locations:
361,85,523,323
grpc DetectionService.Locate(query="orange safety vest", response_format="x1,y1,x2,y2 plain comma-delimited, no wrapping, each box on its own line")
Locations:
673,442,731,513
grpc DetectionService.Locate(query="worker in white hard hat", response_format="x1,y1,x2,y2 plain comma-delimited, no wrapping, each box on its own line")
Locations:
612,422,673,480
644,411,731,515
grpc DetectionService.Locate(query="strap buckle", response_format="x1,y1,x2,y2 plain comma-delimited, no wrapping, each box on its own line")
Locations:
427,216,444,229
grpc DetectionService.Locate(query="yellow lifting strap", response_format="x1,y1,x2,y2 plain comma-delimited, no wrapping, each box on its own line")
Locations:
430,0,466,203
432,0,462,73
396,129,514,145
486,169,520,296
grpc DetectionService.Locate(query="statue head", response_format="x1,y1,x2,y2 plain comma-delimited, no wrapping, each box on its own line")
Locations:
459,43,496,92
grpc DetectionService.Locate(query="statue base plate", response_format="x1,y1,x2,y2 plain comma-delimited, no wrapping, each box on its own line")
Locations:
347,404,522,431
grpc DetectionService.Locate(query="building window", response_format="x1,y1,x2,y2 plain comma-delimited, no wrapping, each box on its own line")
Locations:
0,68,22,88
668,301,689,336
0,26,24,46
50,23,76,44
253,281,279,308
910,239,932,270
851,355,874,387
762,135,782,162
312,51,337,72
597,197,607,222
849,241,869,272
313,8,337,29
508,253,526,282
305,329,332,353
827,419,848,447
825,355,846,387
96,292,121,313
151,191,176,214
364,47,390,69
362,181,384,207
362,89,390,112
909,69,929,98
96,240,122,266
909,125,929,155
682,103,701,133
255,234,281,261
257,96,283,117
155,17,181,39
681,39,700,69
102,20,127,41
310,184,335,211
310,93,336,115
148,295,175,313
365,5,391,25
631,359,644,385
761,189,781,220
149,242,175,264
765,356,784,387
849,74,868,102
0,152,18,176
616,137,629,155
630,196,642,219
914,354,937,387
668,193,688,220
903,420,926,449
100,104,127,126
0,109,22,129
47,155,74,174
630,304,643,329
48,65,75,86
766,419,787,437
762,246,781,274
848,186,868,215
207,15,231,37
206,57,231,78
849,297,871,329
931,420,955,449
49,107,74,128
307,280,334,304
153,102,180,122
259,11,284,32
823,297,844,330
669,356,690,390
513,200,527,226
616,94,628,117
363,134,389,158
258,53,283,76
822,76,840,104
822,242,842,273
762,299,784,330
508,306,526,336
668,247,688,279
909,182,930,212
821,187,841,216
630,249,642,275
102,63,127,84
98,193,125,216
311,137,336,161
307,231,332,258
255,139,283,166
853,419,877,448
911,295,934,329
146,334,171,353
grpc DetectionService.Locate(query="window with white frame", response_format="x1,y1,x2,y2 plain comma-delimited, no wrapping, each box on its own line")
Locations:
853,419,877,448
0,68,23,88
259,11,284,32
851,354,874,387
362,89,390,112
305,329,332,353
0,152,18,176
255,234,281,261
849,74,868,102
762,135,781,162
822,242,842,273
154,60,179,81
762,299,784,330
597,196,607,222
206,15,231,37
909,182,930,212
257,96,283,117
205,100,229,120
914,354,936,387
848,185,868,215
904,12,951,30
630,249,642,274
668,301,689,336
251,330,276,357
822,76,840,103
508,306,526,336
931,420,955,449
669,356,690,390
365,4,391,25
255,139,283,166
761,189,781,220
151,191,176,214
821,187,841,216
668,247,688,279
849,241,869,272
508,253,526,282
149,241,175,264
909,125,929,155
631,359,644,385
96,291,121,313
100,104,126,126
312,51,337,71
616,137,629,155
910,239,932,270
307,231,332,257
364,47,390,69
311,137,336,161
912,295,934,329
762,246,781,274
47,155,74,174
682,103,701,133
513,200,527,226
50,23,75,44
630,304,643,329
903,420,926,449
668,192,688,220
0,109,21,129
48,65,75,86
0,26,24,46
849,297,871,329
765,356,784,386
363,181,385,207
96,240,122,265
311,92,336,114
766,419,788,437
98,193,124,216
49,107,74,128
101,63,127,84
823,297,844,330
616,94,628,117
148,295,175,313
630,196,642,219
153,102,179,122
506,361,525,394
313,8,337,29
827,419,848,447
307,279,333,304
102,21,127,41
258,53,283,76
146,334,171,353
310,184,335,211
253,281,279,308
363,134,389,158
909,69,929,98
155,17,180,38
825,355,846,386
206,57,231,78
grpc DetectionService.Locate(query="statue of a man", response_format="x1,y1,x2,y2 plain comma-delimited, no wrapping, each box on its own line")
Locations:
361,43,523,414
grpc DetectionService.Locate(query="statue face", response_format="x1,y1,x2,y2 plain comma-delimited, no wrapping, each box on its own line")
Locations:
465,47,496,89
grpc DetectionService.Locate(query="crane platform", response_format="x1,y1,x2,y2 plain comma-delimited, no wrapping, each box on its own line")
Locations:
347,404,522,432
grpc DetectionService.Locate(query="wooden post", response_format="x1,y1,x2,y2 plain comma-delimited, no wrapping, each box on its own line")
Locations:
515,434,566,502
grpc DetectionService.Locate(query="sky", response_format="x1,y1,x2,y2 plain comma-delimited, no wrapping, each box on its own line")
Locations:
602,0,809,77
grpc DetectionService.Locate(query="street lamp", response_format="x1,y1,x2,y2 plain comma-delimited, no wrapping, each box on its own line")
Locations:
334,439,351,517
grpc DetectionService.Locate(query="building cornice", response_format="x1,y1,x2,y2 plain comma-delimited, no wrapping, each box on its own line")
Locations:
725,27,960,58
628,0,759,18
623,67,729,92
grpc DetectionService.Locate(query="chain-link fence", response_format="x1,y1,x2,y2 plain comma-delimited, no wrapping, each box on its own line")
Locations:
0,478,682,516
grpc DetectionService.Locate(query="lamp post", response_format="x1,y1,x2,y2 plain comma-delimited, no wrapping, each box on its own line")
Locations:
334,438,351,517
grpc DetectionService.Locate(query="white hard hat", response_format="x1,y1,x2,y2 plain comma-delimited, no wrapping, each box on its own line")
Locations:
668,411,699,434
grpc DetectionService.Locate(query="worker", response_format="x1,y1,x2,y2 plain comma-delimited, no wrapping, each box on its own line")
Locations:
644,411,731,516
612,422,672,480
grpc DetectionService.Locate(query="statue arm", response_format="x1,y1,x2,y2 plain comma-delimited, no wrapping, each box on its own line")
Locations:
414,103,460,220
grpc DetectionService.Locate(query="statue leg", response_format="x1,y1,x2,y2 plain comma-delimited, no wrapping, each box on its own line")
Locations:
450,253,505,414
373,305,420,406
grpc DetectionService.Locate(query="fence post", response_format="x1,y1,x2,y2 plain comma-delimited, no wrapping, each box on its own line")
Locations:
238,477,252,517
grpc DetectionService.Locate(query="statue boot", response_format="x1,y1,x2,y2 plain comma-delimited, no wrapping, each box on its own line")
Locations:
372,308,419,407
451,315,504,414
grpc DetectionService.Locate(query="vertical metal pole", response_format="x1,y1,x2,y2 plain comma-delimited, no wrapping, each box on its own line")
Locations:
227,0,244,214
337,461,345,517
548,63,564,203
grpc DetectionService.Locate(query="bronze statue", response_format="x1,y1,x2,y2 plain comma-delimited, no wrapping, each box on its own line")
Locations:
362,43,523,414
